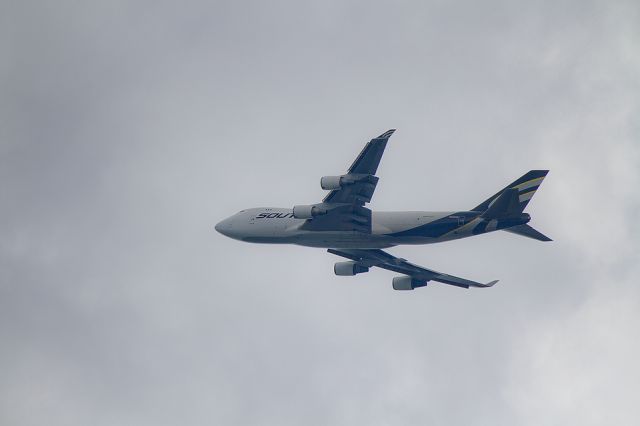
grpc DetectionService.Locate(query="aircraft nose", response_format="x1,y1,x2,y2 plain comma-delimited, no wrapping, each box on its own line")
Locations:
215,218,231,236
215,215,245,241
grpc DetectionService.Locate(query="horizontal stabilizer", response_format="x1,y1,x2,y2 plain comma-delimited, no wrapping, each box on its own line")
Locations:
504,224,552,242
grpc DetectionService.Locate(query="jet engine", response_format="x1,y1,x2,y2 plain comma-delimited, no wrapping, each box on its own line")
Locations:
292,204,327,219
392,276,428,290
320,175,345,190
334,261,369,276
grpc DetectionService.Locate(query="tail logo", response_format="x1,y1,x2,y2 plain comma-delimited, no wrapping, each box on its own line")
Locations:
513,176,545,203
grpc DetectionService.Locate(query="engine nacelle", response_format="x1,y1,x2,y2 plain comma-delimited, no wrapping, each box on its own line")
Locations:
334,261,369,276
392,276,428,290
320,175,345,190
292,204,327,219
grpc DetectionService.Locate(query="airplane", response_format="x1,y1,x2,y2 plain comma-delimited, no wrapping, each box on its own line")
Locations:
215,129,551,291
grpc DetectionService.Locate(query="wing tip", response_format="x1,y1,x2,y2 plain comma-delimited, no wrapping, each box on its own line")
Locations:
477,279,499,288
376,129,396,139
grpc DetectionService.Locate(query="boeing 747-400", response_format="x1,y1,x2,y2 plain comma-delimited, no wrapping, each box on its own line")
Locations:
216,130,551,290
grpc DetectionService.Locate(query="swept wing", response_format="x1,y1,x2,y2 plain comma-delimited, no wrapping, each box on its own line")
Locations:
322,129,395,205
298,130,395,232
328,248,498,289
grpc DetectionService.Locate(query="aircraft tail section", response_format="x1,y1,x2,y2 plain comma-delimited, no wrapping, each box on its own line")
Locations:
481,188,521,218
472,170,551,242
472,170,548,213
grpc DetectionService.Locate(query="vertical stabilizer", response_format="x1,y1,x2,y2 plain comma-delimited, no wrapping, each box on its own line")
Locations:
472,170,548,213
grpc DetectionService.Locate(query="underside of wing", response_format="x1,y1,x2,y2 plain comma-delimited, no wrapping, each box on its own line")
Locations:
504,224,552,241
328,248,498,290
295,130,396,233
322,129,395,205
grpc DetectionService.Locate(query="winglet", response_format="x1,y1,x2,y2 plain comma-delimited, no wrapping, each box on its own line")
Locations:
345,129,395,176
376,129,396,139
475,280,499,288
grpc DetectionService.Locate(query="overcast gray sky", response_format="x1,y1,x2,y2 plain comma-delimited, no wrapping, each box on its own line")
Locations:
2,1,639,425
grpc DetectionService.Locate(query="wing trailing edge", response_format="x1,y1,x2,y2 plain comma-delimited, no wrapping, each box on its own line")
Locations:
328,248,498,290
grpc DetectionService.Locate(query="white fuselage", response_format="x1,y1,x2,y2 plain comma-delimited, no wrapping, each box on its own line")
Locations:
214,207,520,249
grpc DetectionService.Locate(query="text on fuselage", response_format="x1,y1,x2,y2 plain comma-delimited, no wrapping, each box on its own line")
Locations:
256,212,295,219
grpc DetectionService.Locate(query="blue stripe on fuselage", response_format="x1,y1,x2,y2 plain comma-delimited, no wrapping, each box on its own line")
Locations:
473,219,489,235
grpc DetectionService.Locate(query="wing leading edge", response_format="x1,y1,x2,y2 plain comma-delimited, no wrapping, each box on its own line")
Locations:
323,129,395,205
300,130,395,233
328,248,498,290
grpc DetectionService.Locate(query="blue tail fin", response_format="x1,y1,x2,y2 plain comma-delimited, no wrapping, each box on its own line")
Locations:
472,170,548,213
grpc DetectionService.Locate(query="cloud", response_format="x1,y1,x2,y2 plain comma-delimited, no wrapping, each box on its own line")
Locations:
507,280,640,425
1,0,639,425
